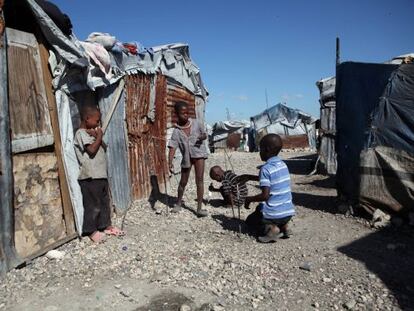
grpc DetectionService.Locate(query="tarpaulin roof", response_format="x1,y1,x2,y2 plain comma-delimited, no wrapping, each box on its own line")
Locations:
211,120,250,142
251,103,315,131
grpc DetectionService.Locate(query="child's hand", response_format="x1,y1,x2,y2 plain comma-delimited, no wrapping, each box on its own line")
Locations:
86,129,97,138
244,201,251,209
208,184,215,191
197,133,207,141
95,127,103,139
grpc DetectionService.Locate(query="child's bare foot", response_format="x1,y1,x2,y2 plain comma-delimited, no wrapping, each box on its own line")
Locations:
90,231,106,243
258,224,280,243
104,226,125,236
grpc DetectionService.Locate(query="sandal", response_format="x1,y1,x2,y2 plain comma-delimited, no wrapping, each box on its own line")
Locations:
90,231,106,243
104,226,126,236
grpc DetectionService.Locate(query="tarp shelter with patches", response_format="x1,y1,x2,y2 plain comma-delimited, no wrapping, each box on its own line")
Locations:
210,120,250,151
336,60,414,216
251,103,317,150
0,0,207,274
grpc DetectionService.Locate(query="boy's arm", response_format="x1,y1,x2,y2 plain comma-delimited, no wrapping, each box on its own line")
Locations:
85,127,103,157
197,121,207,141
168,147,176,173
237,174,259,183
244,186,270,209
208,184,220,192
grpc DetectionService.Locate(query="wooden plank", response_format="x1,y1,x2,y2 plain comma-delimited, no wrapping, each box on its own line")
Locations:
6,28,53,153
38,40,76,236
0,10,20,274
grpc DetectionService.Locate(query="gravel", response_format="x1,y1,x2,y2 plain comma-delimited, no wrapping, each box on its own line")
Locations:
1,151,413,311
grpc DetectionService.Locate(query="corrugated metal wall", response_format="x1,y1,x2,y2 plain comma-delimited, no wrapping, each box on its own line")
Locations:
126,74,197,201
126,74,168,200
99,82,132,211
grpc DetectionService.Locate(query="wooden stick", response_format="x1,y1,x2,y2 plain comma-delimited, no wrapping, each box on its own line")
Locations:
102,79,125,134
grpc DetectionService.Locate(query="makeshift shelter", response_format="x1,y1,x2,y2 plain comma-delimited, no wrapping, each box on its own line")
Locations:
210,120,250,151
316,77,337,174
251,103,316,149
336,61,414,215
0,0,207,274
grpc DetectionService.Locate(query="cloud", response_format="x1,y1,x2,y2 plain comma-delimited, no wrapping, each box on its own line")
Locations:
281,93,304,101
233,95,249,102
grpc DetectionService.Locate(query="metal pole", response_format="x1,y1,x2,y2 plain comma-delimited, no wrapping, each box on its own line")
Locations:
336,37,340,67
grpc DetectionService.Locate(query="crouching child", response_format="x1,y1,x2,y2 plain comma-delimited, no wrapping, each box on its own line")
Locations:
209,166,257,209
244,134,295,243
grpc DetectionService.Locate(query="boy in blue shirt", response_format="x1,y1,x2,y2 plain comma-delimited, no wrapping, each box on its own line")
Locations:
244,134,295,243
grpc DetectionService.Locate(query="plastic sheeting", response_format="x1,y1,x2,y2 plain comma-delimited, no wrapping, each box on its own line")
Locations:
54,90,83,235
251,103,316,149
119,43,208,101
252,103,314,131
336,62,414,213
211,120,250,142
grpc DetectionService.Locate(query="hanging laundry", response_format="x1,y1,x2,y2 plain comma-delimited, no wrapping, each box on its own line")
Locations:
80,41,113,80
86,32,117,50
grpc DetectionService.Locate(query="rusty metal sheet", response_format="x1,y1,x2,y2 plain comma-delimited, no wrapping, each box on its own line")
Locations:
126,74,168,200
280,134,310,149
166,84,196,126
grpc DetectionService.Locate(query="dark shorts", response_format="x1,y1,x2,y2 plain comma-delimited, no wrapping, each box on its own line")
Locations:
245,205,292,236
79,178,111,235
262,216,292,227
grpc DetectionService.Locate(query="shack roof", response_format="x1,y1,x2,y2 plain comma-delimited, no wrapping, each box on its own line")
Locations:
251,103,315,131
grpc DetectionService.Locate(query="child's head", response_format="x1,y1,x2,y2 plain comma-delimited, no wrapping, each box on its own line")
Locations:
259,134,283,161
209,165,224,181
174,101,189,124
80,105,101,129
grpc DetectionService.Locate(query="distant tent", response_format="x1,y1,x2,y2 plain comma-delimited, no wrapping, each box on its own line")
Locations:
210,120,250,151
251,103,316,149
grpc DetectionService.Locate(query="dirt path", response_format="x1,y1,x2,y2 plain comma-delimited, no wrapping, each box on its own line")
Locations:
1,151,413,311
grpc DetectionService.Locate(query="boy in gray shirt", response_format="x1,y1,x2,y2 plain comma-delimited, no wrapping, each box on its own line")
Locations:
74,105,124,242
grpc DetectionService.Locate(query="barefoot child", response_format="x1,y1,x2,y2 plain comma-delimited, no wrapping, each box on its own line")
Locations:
74,105,124,242
244,134,295,243
168,101,208,217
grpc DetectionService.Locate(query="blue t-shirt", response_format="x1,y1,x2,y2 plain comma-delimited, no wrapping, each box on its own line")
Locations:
259,156,295,219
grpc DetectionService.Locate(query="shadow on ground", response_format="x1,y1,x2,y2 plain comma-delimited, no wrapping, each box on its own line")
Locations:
148,175,176,209
297,175,337,189
284,154,317,175
292,192,338,214
211,214,247,234
135,291,212,311
338,226,414,309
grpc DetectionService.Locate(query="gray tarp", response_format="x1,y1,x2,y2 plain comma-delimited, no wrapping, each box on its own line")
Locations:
251,103,316,149
211,120,250,142
252,103,315,131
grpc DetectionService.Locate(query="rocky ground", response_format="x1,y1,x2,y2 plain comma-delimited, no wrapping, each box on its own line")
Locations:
1,151,413,311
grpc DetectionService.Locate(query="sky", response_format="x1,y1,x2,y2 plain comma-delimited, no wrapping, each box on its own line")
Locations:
53,0,413,124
